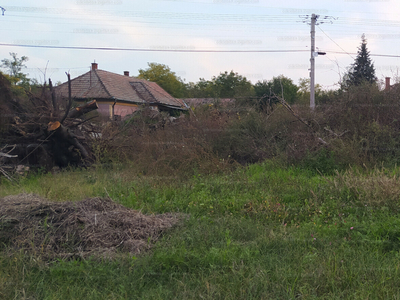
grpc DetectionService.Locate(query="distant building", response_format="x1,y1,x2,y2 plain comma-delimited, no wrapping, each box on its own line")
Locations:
55,62,187,119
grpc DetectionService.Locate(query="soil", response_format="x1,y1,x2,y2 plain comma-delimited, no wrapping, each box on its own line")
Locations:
0,193,187,260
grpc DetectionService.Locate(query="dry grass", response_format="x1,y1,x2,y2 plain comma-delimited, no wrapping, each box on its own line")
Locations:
0,193,187,260
333,167,400,209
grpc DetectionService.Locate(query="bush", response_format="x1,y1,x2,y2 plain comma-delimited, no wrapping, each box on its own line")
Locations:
300,148,339,175
93,82,400,176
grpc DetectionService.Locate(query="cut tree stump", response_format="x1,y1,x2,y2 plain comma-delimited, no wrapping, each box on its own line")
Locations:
47,121,89,159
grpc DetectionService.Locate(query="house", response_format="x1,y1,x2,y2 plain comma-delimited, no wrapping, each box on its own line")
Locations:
55,63,187,119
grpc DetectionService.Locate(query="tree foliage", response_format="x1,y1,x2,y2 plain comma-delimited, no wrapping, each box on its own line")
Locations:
185,71,254,99
184,79,215,98
1,53,36,96
344,34,376,87
254,75,298,106
297,77,322,105
137,63,185,98
1,52,28,78
211,71,254,98
298,77,340,105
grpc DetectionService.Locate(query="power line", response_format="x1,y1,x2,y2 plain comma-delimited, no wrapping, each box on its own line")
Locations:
2,13,300,33
317,25,355,60
1,43,399,57
0,43,309,53
3,7,300,22
326,51,400,58
6,6,400,27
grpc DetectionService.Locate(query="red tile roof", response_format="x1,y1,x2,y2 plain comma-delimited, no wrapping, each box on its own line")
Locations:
55,69,186,109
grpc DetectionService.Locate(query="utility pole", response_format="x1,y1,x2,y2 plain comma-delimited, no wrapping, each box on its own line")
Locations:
303,14,334,109
310,14,317,110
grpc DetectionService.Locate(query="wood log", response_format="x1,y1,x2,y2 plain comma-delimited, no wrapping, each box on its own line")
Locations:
48,121,61,132
67,100,98,119
0,152,18,158
48,121,89,159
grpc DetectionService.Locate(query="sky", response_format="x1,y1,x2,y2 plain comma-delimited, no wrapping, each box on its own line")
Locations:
0,0,400,90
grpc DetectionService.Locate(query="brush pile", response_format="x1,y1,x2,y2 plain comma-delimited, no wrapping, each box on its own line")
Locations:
0,72,100,174
0,194,186,259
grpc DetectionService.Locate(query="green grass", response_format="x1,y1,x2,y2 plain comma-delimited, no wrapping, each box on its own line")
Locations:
2,162,400,299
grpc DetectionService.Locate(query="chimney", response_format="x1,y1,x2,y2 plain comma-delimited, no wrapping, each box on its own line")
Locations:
124,71,129,76
385,77,391,91
91,62,98,70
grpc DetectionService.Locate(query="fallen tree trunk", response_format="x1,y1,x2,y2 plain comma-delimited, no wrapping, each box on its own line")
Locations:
67,100,98,119
47,121,89,160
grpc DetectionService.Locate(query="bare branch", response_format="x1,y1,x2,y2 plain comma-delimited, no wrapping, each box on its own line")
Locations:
274,92,328,145
49,78,58,116
60,72,72,125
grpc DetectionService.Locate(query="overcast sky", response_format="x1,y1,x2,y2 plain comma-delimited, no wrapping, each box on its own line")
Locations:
0,0,399,90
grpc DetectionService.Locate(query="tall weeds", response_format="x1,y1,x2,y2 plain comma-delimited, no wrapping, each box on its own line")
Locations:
333,167,400,211
93,83,400,177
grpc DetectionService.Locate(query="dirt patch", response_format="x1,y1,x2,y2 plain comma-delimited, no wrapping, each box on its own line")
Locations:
0,194,187,260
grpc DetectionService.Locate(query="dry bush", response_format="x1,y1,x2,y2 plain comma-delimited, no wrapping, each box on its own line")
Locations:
207,103,321,165
238,84,400,170
95,84,400,175
318,84,400,167
280,105,325,162
210,108,273,164
97,106,237,177
97,102,339,175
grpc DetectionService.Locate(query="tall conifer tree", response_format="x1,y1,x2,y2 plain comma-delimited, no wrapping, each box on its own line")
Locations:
346,34,376,86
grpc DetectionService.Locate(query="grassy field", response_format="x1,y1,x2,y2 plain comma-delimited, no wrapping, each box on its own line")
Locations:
1,162,400,299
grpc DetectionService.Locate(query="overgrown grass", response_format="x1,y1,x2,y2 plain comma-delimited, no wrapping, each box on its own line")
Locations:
2,162,400,299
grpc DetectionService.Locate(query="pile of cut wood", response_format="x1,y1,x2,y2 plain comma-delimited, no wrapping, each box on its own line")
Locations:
0,73,100,177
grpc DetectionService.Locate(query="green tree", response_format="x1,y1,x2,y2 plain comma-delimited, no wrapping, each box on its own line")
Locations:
137,63,185,98
211,71,254,98
184,71,254,99
1,52,28,77
254,75,298,106
0,53,38,96
297,77,322,105
344,34,376,87
1,52,31,88
184,79,215,98
298,77,339,105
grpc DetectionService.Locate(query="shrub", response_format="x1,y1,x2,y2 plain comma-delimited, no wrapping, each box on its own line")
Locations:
300,148,339,175
93,82,400,175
